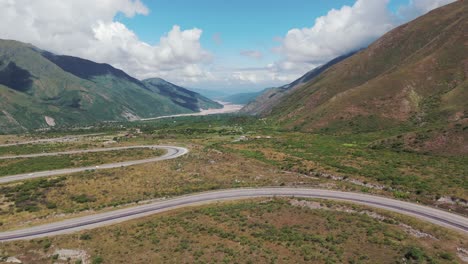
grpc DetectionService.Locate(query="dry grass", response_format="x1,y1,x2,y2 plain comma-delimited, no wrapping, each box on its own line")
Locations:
0,143,323,231
0,135,32,144
0,198,466,264
0,129,465,263
0,148,164,177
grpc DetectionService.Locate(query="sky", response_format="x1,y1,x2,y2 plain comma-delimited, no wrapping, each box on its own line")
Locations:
0,0,456,92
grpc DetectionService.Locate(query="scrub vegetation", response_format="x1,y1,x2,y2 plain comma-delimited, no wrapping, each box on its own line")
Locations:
1,198,466,263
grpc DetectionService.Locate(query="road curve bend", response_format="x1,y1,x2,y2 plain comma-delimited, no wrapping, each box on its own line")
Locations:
0,145,189,184
0,188,466,241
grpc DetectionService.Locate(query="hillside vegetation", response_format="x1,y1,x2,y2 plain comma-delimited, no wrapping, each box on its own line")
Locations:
1,198,465,264
0,40,220,133
245,1,467,149
241,52,357,116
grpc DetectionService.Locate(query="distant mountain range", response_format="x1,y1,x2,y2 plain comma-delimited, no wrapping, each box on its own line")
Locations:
142,78,221,111
242,1,467,134
190,88,263,105
190,88,230,101
0,40,221,133
221,90,266,105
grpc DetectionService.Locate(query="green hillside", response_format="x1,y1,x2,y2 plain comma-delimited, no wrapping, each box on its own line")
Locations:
256,1,467,138
223,90,264,105
0,40,219,133
142,78,222,110
241,51,357,115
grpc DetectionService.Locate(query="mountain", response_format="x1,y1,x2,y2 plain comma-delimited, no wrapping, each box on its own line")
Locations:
191,88,266,105
241,51,357,115
222,90,266,105
190,88,230,100
142,78,222,111
244,1,467,134
0,39,220,133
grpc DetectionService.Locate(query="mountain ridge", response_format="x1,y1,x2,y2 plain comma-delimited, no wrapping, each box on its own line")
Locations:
241,51,358,116
0,39,220,133
142,78,222,111
245,1,467,137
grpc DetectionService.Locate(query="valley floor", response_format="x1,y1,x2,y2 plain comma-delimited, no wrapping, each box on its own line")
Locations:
139,101,243,121
0,115,466,263
1,198,466,264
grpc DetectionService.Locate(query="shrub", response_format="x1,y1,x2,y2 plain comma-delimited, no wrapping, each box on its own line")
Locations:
42,240,52,250
79,233,92,240
92,256,103,264
439,252,453,260
46,202,57,209
71,194,96,203
404,246,425,261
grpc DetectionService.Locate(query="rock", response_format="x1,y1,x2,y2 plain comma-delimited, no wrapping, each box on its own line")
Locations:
5,257,22,263
44,116,56,126
52,249,89,264
457,248,468,263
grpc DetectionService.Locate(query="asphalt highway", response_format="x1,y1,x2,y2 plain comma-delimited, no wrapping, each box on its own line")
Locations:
0,137,466,242
0,145,189,184
0,188,466,241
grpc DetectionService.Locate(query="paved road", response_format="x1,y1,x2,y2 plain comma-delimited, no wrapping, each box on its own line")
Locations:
0,188,466,241
0,145,189,184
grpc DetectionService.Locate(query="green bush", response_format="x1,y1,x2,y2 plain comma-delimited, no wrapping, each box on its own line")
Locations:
71,194,96,204
92,256,103,264
79,233,92,240
439,252,454,260
404,246,425,261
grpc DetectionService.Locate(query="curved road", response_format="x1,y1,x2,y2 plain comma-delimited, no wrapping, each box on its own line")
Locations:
0,145,189,184
0,188,466,241
0,139,466,241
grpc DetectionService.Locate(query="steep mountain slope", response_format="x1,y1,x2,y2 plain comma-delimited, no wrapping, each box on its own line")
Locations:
241,51,357,115
0,40,218,133
262,1,467,134
142,78,222,111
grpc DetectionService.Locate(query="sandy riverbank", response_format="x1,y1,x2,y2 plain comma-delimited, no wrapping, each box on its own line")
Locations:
139,102,244,121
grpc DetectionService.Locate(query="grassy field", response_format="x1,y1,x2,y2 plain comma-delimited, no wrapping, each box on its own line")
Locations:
221,132,467,208
0,142,323,231
1,198,466,264
0,114,466,231
132,115,467,212
0,134,116,156
0,148,164,177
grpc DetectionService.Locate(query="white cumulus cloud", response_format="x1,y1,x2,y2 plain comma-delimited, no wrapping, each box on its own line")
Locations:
0,0,211,83
0,0,458,90
398,0,457,20
279,0,395,65
275,0,457,78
